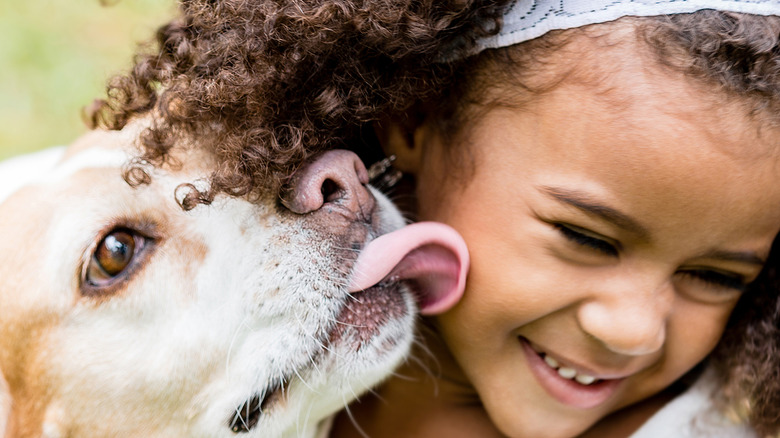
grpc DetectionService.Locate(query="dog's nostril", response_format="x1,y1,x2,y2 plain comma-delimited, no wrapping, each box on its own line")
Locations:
280,150,374,216
321,178,342,203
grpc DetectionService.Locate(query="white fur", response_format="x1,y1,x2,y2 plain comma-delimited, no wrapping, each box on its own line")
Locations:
0,146,66,204
0,125,413,437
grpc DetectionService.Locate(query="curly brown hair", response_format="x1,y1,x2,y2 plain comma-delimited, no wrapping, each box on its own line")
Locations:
89,0,511,208
93,2,780,435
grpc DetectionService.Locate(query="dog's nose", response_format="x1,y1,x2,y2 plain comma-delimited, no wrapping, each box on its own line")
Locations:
281,150,375,219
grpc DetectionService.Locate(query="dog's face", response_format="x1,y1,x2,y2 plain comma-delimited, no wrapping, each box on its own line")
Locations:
0,123,416,437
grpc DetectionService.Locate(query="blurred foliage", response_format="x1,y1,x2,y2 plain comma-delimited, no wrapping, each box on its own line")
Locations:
0,0,175,160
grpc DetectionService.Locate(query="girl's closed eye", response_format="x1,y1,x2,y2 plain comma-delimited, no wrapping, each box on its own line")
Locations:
554,223,751,293
676,268,749,294
553,223,619,257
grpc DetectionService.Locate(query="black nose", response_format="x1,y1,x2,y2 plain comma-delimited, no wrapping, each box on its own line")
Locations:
280,150,375,219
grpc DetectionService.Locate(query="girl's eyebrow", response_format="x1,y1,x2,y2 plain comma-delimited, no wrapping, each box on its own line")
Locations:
698,249,766,267
539,185,650,239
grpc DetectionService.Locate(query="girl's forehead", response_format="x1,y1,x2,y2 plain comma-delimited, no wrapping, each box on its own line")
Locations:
439,19,780,245
457,53,780,244
479,25,778,157
438,98,777,245
473,18,776,136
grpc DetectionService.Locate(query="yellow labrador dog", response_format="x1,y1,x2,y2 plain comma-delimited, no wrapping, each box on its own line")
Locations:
0,120,467,437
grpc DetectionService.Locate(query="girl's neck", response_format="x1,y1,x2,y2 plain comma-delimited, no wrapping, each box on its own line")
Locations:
329,323,506,438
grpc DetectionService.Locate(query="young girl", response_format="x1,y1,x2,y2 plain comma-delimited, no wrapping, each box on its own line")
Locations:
334,6,780,438
333,3,780,437
94,1,780,436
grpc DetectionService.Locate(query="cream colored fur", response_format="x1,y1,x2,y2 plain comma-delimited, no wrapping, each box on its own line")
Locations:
0,122,414,438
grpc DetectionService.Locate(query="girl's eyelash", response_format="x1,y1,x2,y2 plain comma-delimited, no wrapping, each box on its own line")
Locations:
554,224,618,256
553,224,749,292
678,269,748,292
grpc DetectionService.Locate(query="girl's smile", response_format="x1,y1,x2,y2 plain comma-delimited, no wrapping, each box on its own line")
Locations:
521,337,625,409
386,34,780,437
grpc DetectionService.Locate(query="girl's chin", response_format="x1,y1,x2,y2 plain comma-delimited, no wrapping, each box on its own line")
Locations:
488,410,600,438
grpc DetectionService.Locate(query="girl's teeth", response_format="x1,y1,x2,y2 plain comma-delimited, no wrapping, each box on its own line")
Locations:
541,354,598,385
557,367,577,379
575,374,597,385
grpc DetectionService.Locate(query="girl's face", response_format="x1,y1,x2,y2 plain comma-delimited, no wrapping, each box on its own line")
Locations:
397,52,780,437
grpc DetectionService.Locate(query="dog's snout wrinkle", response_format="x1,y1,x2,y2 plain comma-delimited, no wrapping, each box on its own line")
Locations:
280,150,375,220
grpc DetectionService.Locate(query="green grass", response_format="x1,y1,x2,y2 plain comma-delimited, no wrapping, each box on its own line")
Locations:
0,0,176,160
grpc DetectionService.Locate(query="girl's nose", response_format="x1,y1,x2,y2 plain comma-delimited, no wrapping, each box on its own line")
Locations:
576,276,674,356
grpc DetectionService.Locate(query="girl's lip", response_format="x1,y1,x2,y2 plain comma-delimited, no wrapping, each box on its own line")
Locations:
525,338,633,380
520,337,624,409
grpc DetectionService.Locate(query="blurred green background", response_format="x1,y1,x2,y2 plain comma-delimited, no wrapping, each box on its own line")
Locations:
0,1,175,160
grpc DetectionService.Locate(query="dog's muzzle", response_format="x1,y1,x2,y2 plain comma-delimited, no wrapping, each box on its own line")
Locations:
281,149,470,315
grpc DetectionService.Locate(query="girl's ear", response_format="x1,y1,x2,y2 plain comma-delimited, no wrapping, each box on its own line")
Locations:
373,117,425,175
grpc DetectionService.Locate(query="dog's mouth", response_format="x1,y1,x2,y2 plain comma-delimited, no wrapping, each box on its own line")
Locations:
324,221,469,348
226,222,467,434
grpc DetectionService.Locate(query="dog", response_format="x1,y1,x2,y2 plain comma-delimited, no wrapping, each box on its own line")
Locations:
0,119,467,438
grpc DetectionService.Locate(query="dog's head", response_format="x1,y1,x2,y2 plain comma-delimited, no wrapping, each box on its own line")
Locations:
0,121,467,437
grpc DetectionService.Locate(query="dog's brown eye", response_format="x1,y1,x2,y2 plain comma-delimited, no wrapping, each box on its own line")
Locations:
85,229,146,289
96,231,135,275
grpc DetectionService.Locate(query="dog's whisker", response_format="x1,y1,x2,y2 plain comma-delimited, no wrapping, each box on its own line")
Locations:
291,365,316,393
279,372,288,398
292,308,314,337
344,292,362,304
356,377,386,403
329,244,362,253
331,265,353,279
231,402,252,433
296,396,317,438
387,370,417,382
409,348,439,380
307,354,323,378
405,336,442,397
414,331,441,372
331,319,368,329
300,301,331,324
293,310,332,352
340,393,372,438
225,313,253,377
344,378,367,409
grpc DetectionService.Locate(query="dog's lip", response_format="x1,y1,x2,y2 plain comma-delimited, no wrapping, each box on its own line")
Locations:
330,282,409,346
347,222,469,315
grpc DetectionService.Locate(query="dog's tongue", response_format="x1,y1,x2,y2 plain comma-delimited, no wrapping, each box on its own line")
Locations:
348,222,469,315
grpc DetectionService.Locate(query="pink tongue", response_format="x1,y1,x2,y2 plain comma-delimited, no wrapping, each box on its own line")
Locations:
348,222,469,315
